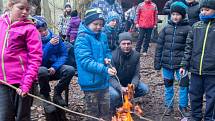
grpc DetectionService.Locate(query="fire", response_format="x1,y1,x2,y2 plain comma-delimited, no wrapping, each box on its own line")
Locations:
112,84,144,121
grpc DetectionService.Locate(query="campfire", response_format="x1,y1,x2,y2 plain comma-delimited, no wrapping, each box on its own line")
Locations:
112,84,144,121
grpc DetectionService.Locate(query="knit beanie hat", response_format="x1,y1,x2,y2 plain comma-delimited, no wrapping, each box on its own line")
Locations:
64,2,71,8
33,15,48,29
83,8,105,25
170,1,188,18
106,11,120,24
118,32,133,44
200,0,215,10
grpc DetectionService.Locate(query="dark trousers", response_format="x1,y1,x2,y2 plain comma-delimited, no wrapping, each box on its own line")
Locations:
83,88,110,121
38,65,75,97
190,73,215,121
135,28,153,53
0,84,34,121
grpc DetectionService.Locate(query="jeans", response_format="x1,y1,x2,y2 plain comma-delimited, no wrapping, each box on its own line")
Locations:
38,65,75,96
110,82,149,114
162,68,189,108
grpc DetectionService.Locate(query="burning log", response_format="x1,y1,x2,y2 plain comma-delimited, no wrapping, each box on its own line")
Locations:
112,84,144,121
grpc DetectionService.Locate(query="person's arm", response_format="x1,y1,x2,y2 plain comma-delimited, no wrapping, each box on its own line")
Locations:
109,55,121,91
154,27,166,70
75,35,109,74
154,4,158,27
51,40,68,70
21,28,43,93
181,30,194,69
135,4,141,25
131,58,140,88
58,16,63,34
66,19,72,37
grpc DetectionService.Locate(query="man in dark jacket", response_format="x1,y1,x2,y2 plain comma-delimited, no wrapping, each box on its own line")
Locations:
180,0,215,120
34,16,75,108
185,0,200,25
110,32,149,114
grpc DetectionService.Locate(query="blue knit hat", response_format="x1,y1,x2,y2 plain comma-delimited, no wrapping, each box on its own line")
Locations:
83,8,105,25
170,1,188,18
106,11,120,24
33,16,47,29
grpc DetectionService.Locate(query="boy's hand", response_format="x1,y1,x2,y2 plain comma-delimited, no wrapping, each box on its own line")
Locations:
179,68,186,76
108,67,117,76
121,87,128,93
104,58,111,65
16,88,27,97
48,67,56,75
50,37,59,45
136,24,139,28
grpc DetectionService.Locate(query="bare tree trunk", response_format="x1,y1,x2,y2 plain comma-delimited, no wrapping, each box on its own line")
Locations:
42,0,52,23
64,0,67,6
33,0,41,15
0,0,3,15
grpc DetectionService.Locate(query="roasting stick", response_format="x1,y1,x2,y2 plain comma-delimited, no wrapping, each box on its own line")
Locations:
0,79,105,121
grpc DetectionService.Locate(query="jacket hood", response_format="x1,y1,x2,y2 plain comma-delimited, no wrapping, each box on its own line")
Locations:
1,14,35,27
41,29,53,44
71,16,81,26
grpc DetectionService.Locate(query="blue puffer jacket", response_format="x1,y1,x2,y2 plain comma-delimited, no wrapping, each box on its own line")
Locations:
41,29,68,70
74,23,111,91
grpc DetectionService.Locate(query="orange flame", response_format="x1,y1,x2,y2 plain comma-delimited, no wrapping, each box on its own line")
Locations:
112,84,144,121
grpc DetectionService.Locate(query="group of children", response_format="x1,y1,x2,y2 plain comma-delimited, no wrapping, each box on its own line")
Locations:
155,0,215,121
0,0,215,121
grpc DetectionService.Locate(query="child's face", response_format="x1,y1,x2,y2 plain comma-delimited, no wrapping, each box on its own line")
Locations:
9,0,31,22
108,19,117,28
65,6,71,12
88,20,104,33
38,27,48,37
171,12,183,23
200,7,215,16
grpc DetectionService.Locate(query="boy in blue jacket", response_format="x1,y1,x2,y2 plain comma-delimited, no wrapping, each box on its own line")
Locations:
74,8,116,121
34,16,75,109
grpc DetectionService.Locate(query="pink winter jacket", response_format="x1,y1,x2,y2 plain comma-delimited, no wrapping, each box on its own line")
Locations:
0,14,42,93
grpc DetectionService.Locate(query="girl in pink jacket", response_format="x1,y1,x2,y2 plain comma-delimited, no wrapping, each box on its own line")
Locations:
0,0,42,120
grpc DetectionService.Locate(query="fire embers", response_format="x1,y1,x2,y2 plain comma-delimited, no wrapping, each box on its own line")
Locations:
112,84,144,121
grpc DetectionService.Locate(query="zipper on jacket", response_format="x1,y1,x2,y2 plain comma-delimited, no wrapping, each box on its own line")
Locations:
1,27,10,81
170,26,177,69
19,56,25,72
199,21,211,75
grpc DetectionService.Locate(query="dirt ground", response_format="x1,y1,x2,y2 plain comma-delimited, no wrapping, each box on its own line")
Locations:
31,43,186,121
